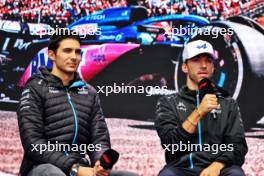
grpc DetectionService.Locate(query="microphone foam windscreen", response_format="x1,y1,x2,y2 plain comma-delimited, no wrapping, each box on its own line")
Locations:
198,78,215,100
100,149,119,170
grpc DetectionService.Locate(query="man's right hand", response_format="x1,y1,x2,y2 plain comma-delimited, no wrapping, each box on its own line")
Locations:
77,166,95,176
198,94,219,117
77,161,109,176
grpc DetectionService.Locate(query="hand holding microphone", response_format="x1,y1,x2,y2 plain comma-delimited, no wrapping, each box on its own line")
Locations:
94,161,109,176
93,149,119,176
197,94,219,118
197,78,224,119
77,149,119,176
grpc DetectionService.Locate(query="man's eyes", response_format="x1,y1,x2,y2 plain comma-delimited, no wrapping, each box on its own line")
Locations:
75,50,81,54
205,59,213,63
63,49,72,53
63,49,81,54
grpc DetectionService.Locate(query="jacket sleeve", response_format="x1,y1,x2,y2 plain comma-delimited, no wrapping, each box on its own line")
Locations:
215,99,248,166
155,96,193,148
17,82,80,174
88,92,111,165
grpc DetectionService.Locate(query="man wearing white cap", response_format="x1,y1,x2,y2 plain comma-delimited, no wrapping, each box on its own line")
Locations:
155,40,248,176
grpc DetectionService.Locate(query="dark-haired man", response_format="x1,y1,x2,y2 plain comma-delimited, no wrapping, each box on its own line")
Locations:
17,31,135,176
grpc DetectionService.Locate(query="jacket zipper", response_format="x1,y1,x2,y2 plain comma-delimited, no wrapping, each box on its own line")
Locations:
196,91,202,145
188,91,203,169
66,88,79,153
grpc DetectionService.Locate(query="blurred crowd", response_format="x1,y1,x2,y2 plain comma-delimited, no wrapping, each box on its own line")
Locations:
0,0,263,26
0,0,126,26
141,0,258,19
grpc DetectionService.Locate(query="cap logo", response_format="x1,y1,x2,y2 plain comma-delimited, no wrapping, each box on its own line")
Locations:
196,43,207,49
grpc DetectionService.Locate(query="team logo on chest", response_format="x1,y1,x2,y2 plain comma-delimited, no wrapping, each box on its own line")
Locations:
177,101,187,112
77,87,89,94
48,87,59,93
213,104,222,114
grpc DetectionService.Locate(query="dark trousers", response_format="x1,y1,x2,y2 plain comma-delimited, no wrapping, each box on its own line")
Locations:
27,163,138,176
159,165,245,176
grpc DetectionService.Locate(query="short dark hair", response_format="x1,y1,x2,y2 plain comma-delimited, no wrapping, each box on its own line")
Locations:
48,29,81,53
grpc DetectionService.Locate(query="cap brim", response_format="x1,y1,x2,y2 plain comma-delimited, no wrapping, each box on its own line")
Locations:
186,52,216,61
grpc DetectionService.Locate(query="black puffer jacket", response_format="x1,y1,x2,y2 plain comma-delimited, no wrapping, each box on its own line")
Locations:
17,67,110,176
155,86,248,169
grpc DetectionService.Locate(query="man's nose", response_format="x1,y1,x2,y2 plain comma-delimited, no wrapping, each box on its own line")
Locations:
71,52,78,60
200,60,207,68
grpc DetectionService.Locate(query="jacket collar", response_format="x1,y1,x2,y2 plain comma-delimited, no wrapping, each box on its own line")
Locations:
33,66,85,88
178,85,197,104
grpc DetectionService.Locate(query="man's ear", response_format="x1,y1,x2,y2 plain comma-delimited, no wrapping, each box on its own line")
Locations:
182,62,188,74
48,50,56,62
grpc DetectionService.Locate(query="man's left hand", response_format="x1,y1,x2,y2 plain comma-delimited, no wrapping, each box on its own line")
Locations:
94,160,110,176
200,161,225,176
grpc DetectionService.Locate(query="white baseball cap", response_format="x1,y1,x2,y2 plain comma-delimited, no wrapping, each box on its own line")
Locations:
182,40,216,62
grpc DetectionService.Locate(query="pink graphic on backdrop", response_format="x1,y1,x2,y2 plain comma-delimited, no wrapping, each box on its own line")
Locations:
79,43,139,82
18,63,31,87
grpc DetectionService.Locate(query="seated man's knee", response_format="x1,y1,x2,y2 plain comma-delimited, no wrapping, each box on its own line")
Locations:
109,170,139,176
28,163,66,176
220,165,245,176
159,167,175,176
159,166,185,176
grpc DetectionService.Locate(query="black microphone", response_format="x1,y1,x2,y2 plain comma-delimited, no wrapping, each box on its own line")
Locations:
198,78,216,100
198,78,228,119
198,78,229,99
99,149,119,170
